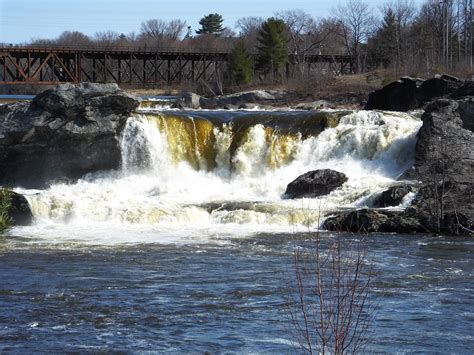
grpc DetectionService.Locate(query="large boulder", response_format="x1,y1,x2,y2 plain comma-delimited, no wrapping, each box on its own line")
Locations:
0,190,33,226
372,184,413,208
364,77,420,111
0,83,139,188
8,191,33,226
323,209,428,234
365,75,468,111
284,169,348,199
416,74,464,103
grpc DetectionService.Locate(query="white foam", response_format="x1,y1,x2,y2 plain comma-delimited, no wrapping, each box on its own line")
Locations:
14,110,422,246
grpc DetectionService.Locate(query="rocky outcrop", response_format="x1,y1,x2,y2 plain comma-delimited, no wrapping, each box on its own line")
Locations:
372,184,413,208
408,99,473,234
328,97,473,235
174,90,289,109
416,74,464,103
284,169,348,199
0,83,139,189
324,95,474,235
365,77,421,111
364,74,468,111
323,209,428,234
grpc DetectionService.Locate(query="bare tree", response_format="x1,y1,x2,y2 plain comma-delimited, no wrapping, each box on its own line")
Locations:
139,19,187,40
333,0,375,72
276,10,327,75
288,231,374,354
94,30,121,47
54,31,92,47
235,16,264,48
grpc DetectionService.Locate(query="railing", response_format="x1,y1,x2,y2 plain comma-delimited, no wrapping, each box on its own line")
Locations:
0,43,350,57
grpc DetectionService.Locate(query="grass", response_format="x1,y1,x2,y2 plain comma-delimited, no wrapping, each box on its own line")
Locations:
0,188,12,234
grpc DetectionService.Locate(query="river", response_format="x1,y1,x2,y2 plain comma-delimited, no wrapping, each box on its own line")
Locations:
1,103,473,352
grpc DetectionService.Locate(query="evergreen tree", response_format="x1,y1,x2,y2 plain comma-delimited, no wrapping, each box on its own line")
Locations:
256,18,288,80
196,13,225,35
227,41,254,85
370,9,397,68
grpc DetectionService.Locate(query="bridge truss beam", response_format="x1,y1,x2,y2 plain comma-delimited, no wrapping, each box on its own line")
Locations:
0,47,353,87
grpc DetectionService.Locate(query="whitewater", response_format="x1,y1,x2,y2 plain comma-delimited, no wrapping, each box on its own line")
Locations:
11,107,422,246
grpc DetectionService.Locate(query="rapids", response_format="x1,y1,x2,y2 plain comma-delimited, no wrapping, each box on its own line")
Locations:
13,108,422,245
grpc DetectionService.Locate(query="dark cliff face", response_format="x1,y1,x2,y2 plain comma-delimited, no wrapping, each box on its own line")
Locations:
0,83,139,189
409,99,474,234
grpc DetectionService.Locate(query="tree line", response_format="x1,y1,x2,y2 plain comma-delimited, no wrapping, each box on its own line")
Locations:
27,0,473,86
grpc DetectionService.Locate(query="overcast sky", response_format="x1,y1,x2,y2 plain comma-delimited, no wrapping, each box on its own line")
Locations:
1,0,423,44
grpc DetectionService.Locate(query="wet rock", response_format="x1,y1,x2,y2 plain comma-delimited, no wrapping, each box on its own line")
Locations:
323,209,427,234
8,191,33,226
174,92,210,109
0,83,139,189
284,169,348,199
373,184,413,208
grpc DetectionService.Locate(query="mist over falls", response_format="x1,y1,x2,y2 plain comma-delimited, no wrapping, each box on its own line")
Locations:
17,108,422,240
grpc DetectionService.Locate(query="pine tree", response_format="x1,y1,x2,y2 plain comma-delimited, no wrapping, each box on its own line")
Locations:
196,13,225,35
256,18,288,80
227,41,254,85
371,9,397,68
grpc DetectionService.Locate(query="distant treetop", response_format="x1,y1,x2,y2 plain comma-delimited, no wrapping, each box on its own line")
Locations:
196,13,226,36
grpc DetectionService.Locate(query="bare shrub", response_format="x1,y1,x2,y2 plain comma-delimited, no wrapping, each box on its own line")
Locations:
287,231,374,354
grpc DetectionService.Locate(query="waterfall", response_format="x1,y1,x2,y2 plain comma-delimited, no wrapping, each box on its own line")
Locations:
20,109,422,239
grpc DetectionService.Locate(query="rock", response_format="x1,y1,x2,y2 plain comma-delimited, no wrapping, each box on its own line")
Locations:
0,83,139,188
284,169,348,199
450,80,474,98
458,97,474,131
365,75,469,111
174,92,209,109
8,191,33,225
174,90,289,110
238,103,259,110
323,209,427,234
364,77,420,111
407,98,474,235
372,184,413,208
293,100,333,110
417,74,464,104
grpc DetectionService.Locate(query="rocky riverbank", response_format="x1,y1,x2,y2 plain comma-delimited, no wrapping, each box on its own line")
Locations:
325,81,473,235
0,83,138,189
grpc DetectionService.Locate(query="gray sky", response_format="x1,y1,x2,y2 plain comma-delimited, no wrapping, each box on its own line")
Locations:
0,0,422,44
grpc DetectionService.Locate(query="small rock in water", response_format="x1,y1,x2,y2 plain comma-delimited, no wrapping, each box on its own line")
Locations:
284,169,348,199
373,184,413,208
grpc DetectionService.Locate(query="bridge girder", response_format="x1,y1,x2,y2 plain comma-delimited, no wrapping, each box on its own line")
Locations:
0,46,353,86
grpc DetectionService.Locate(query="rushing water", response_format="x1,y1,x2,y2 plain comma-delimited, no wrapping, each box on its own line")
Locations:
2,105,473,352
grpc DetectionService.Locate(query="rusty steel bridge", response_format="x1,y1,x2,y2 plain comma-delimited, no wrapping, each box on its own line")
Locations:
0,45,353,87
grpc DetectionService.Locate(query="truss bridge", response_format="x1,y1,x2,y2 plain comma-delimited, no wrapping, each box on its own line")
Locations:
0,45,353,87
